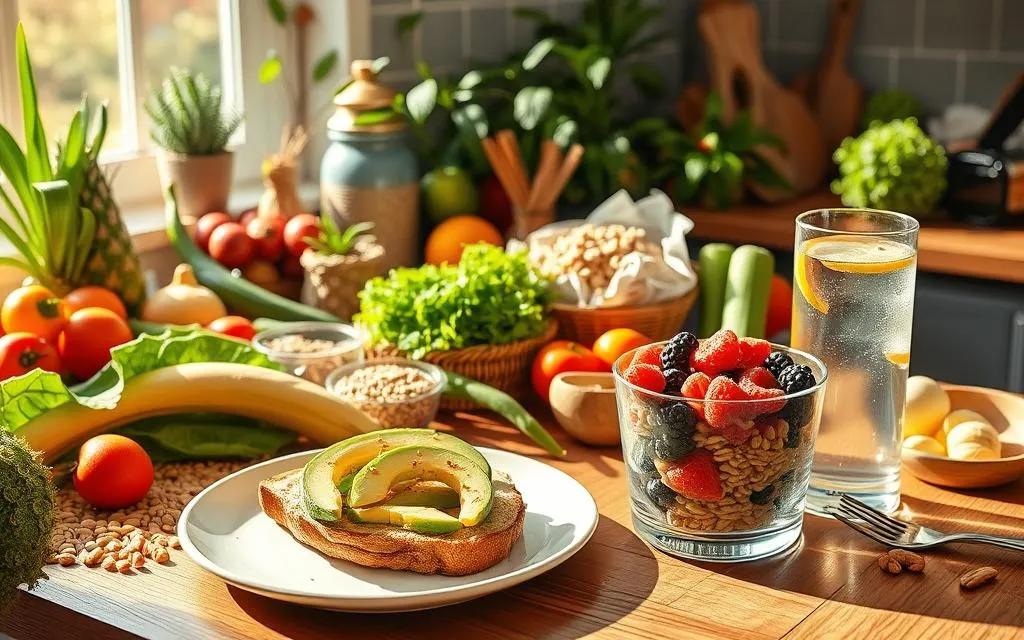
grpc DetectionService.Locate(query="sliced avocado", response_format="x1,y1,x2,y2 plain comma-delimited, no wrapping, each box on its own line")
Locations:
302,428,489,522
349,445,493,526
346,505,462,535
383,481,460,509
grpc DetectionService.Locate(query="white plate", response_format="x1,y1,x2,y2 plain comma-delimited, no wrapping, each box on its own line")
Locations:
178,448,598,612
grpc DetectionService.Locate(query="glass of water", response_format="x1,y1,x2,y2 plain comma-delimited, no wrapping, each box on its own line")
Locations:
792,209,919,515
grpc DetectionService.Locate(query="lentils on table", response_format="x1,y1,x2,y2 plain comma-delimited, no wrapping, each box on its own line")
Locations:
331,363,440,428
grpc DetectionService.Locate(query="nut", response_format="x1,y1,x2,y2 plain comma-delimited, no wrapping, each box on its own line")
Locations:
115,559,132,574
56,553,77,567
889,549,925,573
130,552,145,569
153,547,170,564
959,566,998,590
101,556,117,572
878,553,902,574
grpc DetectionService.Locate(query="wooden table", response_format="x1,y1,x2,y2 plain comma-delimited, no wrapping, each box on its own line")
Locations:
2,410,1023,640
685,191,1024,284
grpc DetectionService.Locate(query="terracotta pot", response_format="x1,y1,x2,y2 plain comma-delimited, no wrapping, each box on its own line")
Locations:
157,151,234,224
300,238,386,321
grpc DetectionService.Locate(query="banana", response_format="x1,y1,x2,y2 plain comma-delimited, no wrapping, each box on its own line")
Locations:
19,363,381,463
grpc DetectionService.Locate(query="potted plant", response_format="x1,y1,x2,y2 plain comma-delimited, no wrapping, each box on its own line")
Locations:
300,219,385,320
146,68,243,223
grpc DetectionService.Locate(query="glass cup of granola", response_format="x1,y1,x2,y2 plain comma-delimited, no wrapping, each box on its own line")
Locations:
612,330,828,562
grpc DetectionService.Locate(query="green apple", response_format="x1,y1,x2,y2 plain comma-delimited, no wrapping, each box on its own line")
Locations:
421,166,479,223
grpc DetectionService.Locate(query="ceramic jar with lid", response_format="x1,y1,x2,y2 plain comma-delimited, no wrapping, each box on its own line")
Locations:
321,60,419,271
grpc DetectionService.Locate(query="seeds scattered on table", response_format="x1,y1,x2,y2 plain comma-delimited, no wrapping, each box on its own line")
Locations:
960,566,998,590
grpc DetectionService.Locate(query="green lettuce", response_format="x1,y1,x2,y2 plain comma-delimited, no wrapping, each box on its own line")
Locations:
0,329,295,460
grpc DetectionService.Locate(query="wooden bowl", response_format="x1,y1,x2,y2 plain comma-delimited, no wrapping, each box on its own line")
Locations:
902,384,1024,489
548,372,620,446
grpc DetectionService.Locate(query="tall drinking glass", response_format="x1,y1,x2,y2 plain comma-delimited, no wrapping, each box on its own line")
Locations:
793,209,919,515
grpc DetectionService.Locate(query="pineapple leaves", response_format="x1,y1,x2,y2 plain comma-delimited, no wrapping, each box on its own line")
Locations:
147,68,242,155
69,208,96,284
38,181,71,275
15,24,51,184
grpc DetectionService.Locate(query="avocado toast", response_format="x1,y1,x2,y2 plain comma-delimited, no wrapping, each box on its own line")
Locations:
258,430,526,576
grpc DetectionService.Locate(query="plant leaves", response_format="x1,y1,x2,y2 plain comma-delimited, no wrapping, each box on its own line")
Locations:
353,107,398,126
513,86,553,131
371,56,391,74
406,78,438,124
458,70,483,90
523,38,556,71
552,118,578,147
629,62,663,99
259,52,282,84
684,152,709,184
312,50,338,82
396,11,424,42
267,0,288,24
586,57,611,89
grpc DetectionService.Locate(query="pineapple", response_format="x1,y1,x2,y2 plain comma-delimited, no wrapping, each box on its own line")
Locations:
75,159,147,314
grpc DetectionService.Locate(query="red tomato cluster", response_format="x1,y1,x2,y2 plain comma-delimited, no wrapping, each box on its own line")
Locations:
196,209,321,288
0,285,132,382
531,328,652,403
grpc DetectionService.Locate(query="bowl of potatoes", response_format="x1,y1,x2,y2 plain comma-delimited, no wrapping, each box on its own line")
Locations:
901,377,1024,489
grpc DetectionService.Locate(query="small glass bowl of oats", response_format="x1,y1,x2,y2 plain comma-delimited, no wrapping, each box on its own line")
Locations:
612,339,828,562
325,358,445,429
252,322,366,385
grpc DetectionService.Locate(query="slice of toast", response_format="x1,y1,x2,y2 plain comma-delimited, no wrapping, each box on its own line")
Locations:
259,469,526,576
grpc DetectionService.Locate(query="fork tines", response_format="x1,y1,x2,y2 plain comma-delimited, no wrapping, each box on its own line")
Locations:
830,494,908,543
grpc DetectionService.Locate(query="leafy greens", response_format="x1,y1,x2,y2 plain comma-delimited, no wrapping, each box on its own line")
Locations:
355,244,551,358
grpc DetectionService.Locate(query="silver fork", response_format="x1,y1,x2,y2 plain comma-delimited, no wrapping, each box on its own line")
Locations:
828,493,1024,552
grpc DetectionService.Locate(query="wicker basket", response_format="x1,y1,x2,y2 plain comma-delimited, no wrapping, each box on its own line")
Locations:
551,287,699,345
366,321,558,410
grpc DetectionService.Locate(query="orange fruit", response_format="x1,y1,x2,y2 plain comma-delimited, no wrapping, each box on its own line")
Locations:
1,285,65,341
592,328,650,367
62,286,128,320
425,216,504,265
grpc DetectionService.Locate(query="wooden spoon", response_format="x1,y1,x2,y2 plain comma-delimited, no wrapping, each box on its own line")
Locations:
699,2,826,200
811,0,863,152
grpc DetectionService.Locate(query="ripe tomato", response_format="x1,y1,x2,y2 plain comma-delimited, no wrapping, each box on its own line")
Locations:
245,216,285,262
765,273,794,338
592,328,651,367
62,286,127,320
280,252,304,279
74,434,154,509
208,222,255,268
1,285,65,342
242,260,280,286
207,315,257,341
283,213,320,257
58,308,133,381
195,211,232,252
0,332,62,380
531,341,607,403
239,207,258,227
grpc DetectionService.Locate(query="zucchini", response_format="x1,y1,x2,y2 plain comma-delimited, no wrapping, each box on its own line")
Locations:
721,244,775,339
164,187,337,323
697,243,734,338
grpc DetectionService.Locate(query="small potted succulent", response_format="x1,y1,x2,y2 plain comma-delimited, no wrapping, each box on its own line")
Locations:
300,217,386,320
146,68,243,222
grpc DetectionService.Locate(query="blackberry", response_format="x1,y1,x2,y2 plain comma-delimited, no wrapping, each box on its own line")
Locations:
750,485,775,505
777,364,815,394
763,351,794,379
663,368,687,393
657,401,698,432
783,414,804,448
645,477,677,509
652,429,695,461
652,401,697,461
780,397,814,435
631,438,658,475
660,331,698,372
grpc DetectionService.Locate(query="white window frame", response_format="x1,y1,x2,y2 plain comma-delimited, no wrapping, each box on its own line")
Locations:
0,0,370,219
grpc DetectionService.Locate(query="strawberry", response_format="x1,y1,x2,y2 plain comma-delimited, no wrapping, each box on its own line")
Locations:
624,364,665,393
738,366,780,390
664,449,723,501
690,329,742,376
681,371,711,419
704,376,758,432
737,337,772,369
720,421,755,445
629,344,663,368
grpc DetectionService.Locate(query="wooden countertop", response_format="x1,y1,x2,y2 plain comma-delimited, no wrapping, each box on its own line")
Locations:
2,409,1023,640
685,192,1024,284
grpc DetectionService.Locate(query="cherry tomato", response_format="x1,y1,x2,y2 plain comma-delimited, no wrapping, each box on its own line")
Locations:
245,216,285,262
283,213,320,257
62,286,127,320
74,434,154,510
208,222,255,268
195,211,232,253
592,328,651,367
531,341,607,403
1,285,65,342
0,332,62,380
207,316,257,341
58,308,133,381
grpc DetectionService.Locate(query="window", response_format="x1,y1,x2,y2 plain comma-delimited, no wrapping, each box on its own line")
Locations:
0,0,302,211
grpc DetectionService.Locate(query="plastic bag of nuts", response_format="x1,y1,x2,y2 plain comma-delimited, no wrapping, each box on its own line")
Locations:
326,358,445,428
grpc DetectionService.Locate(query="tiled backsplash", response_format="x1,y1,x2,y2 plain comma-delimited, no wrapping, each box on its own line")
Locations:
371,0,1022,118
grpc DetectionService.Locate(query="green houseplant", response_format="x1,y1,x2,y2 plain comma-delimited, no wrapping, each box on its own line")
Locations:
0,24,146,310
147,67,243,222
299,219,385,321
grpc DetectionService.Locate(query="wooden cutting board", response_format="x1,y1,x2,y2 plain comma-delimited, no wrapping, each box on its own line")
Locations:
813,0,863,151
699,2,826,200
